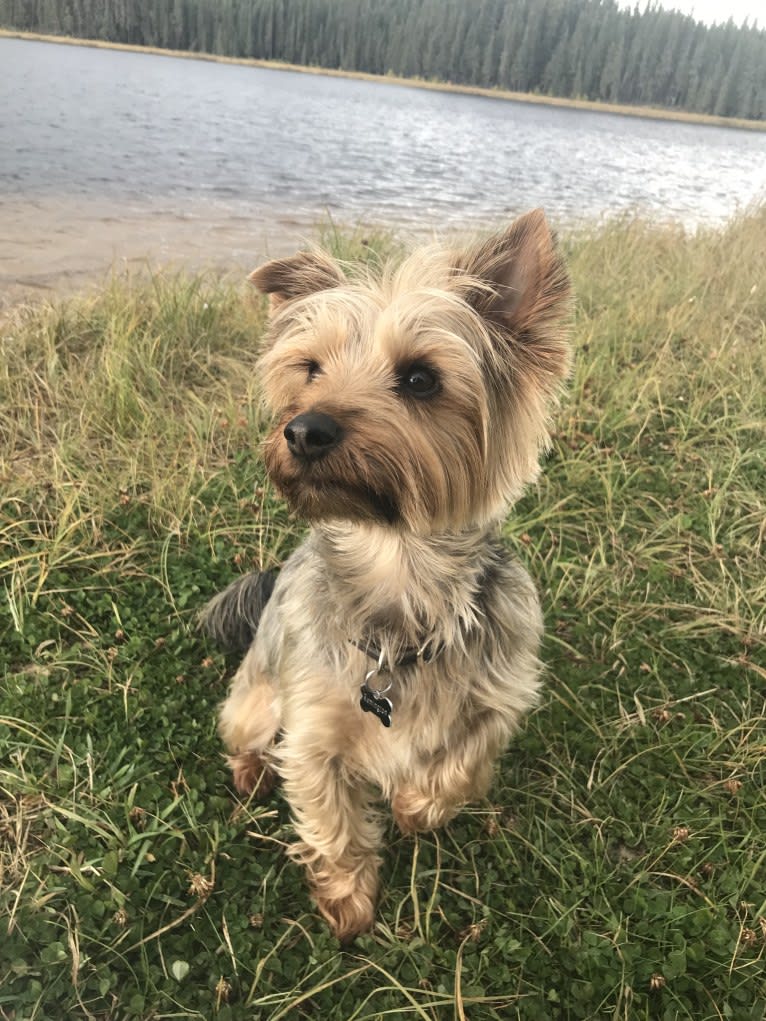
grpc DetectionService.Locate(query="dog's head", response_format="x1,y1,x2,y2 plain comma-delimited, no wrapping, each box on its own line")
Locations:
252,210,572,533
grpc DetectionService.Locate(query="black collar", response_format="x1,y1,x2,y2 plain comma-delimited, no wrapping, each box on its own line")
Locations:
349,636,442,671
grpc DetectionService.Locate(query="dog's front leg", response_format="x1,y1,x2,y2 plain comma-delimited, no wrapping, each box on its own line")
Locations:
392,711,509,834
219,654,281,798
278,733,383,940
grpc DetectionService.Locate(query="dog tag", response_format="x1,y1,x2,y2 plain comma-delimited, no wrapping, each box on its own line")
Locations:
360,683,393,728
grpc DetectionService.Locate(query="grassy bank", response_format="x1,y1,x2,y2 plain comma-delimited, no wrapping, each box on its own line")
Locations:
2,28,766,133
1,213,765,1020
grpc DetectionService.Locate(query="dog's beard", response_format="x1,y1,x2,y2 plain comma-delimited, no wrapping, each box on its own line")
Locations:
267,465,401,526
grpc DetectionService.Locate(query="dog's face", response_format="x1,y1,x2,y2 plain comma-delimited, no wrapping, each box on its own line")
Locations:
252,210,572,533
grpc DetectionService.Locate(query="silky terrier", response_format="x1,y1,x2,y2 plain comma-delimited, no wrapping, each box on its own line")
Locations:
202,209,573,939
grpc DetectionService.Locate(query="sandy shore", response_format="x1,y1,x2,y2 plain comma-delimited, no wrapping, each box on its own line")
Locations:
0,195,315,307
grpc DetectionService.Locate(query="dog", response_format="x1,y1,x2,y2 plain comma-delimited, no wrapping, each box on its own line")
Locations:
202,209,573,940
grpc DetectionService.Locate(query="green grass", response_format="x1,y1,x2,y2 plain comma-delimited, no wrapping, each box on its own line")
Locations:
1,211,765,1021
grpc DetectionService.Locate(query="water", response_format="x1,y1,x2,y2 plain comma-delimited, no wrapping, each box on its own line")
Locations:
1,36,765,295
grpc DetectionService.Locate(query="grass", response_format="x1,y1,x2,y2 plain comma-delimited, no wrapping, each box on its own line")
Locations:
1,210,765,1020
2,29,766,133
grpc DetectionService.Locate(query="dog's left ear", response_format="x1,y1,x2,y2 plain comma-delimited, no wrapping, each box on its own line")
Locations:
456,209,573,378
249,250,347,313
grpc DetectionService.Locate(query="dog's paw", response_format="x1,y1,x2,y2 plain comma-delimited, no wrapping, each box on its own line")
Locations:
314,886,376,942
392,787,460,834
227,751,278,799
295,849,379,941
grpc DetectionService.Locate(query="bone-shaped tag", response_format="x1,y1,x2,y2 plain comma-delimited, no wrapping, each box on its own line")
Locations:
359,683,393,728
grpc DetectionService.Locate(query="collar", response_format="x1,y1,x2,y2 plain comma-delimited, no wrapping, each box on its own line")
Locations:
349,635,443,671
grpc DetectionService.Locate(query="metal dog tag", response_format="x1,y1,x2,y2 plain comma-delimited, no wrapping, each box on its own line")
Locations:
359,683,393,728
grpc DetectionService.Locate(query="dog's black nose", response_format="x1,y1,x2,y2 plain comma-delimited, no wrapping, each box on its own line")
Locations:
284,412,342,461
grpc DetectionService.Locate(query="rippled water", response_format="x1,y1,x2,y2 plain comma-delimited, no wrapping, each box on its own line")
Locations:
2,36,765,231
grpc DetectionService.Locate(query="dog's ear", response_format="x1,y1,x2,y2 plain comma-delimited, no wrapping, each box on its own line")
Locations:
456,209,573,379
249,250,347,312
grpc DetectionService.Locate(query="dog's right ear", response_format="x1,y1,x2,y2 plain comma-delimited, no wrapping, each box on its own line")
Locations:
249,251,347,313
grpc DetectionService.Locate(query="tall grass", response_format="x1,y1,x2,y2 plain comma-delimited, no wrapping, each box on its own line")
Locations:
1,211,764,1020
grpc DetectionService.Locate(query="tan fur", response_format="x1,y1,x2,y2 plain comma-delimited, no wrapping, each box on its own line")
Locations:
214,210,573,940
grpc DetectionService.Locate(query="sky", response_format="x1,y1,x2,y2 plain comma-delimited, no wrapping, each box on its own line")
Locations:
633,0,762,27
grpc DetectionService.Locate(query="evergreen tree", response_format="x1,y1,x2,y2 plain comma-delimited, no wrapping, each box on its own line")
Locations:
0,0,763,119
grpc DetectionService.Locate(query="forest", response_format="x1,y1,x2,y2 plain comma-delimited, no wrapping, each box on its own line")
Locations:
2,0,765,119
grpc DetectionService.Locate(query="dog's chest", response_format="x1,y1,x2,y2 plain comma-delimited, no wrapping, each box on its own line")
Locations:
348,657,480,760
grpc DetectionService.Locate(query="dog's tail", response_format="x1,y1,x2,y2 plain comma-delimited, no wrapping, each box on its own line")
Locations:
199,569,278,654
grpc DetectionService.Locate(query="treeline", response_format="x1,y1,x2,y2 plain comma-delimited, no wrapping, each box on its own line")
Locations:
2,0,765,119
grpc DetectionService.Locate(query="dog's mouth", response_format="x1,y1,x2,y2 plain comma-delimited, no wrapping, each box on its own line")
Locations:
273,472,401,526
353,484,400,525
263,426,403,525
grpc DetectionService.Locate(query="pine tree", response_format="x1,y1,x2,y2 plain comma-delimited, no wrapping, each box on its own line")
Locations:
0,0,763,119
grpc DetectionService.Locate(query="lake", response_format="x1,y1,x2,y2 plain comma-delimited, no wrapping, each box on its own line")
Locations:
1,36,765,295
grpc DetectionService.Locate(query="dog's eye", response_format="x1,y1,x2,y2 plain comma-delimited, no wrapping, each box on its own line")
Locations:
397,363,440,399
305,361,321,382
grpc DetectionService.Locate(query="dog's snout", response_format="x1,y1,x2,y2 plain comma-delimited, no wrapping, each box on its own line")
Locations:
284,412,342,461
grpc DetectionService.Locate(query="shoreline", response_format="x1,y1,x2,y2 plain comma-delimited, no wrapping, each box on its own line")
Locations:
3,28,765,133
3,194,762,312
0,195,315,309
